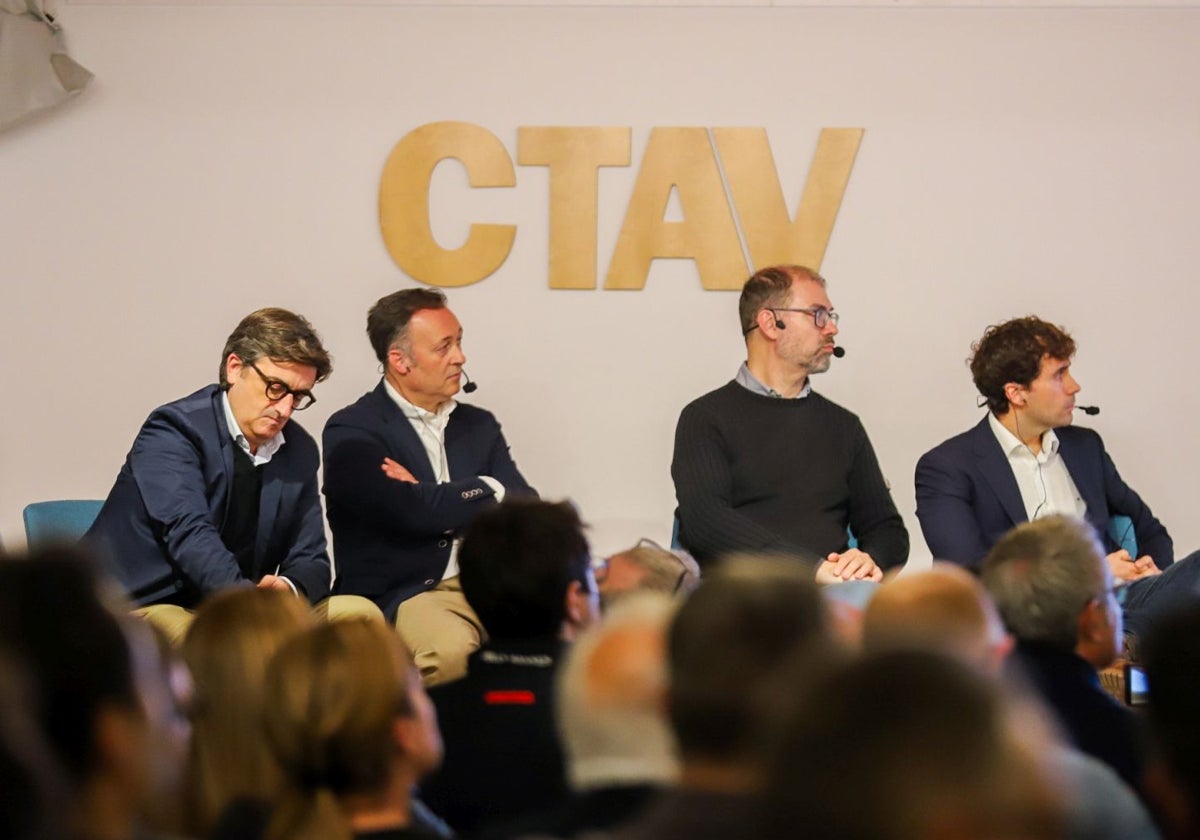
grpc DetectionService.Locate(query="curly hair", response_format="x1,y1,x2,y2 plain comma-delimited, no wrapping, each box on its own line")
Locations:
969,317,1075,415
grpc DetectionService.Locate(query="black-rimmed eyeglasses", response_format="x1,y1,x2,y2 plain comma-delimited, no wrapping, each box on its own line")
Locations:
247,361,316,410
768,306,839,329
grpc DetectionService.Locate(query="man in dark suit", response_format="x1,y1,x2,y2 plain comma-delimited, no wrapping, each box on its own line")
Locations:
323,288,535,684
88,308,344,642
915,315,1199,639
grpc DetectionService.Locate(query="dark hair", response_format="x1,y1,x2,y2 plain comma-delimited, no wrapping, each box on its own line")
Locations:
969,316,1076,415
760,652,1062,840
219,308,332,387
738,265,825,336
1142,602,1200,820
366,289,448,364
667,554,827,761
458,500,591,640
0,548,138,784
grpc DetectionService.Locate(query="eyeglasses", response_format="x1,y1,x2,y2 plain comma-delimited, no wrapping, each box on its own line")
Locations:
768,306,839,329
593,538,691,595
247,361,316,410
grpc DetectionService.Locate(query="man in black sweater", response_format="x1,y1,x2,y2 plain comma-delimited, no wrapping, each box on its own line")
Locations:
671,264,908,579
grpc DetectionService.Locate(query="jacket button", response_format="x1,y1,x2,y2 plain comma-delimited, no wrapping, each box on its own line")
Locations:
437,539,448,548
424,579,435,586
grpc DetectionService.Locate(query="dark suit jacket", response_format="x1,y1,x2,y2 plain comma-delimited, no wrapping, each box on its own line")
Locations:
1008,642,1145,795
322,382,534,618
86,385,331,607
915,417,1172,569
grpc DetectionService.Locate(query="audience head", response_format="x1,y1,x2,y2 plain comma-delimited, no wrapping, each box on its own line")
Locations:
970,315,1075,416
556,592,679,791
126,618,192,837
181,587,313,836
458,499,598,642
738,264,825,338
863,563,1012,671
982,515,1121,669
264,619,442,840
0,548,148,840
0,651,66,840
595,539,700,609
666,553,828,786
1141,602,1200,839
761,651,1064,840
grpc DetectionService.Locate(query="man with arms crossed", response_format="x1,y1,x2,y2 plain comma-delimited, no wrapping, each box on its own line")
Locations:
323,288,535,684
88,308,349,642
671,264,907,581
916,315,1200,639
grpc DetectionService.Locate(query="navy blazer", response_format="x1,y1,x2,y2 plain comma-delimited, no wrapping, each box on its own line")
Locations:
915,417,1172,570
322,382,535,618
86,385,332,607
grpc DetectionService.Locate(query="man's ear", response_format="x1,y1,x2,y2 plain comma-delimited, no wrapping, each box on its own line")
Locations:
1004,382,1025,408
388,347,409,375
757,309,780,338
564,579,598,635
224,353,243,386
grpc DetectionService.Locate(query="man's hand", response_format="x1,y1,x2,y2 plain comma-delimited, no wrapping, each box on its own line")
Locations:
381,457,418,484
814,549,883,584
256,574,293,592
1133,554,1162,577
1107,550,1162,582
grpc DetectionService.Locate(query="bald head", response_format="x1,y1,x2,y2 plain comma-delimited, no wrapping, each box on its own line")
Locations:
557,593,678,790
862,565,1010,671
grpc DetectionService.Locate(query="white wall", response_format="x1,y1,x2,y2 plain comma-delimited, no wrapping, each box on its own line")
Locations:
3,2,1198,565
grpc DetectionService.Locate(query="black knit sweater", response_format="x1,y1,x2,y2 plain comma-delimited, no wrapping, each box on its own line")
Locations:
671,381,908,569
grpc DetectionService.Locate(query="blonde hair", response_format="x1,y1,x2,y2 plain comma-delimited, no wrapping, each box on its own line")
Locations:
181,588,312,836
263,619,418,840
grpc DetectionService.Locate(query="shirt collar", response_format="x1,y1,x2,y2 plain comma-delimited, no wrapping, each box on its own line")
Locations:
734,362,811,399
221,390,284,463
384,378,457,427
987,411,1059,459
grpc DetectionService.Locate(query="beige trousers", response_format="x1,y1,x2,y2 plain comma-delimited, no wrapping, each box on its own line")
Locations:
396,576,488,687
136,594,383,646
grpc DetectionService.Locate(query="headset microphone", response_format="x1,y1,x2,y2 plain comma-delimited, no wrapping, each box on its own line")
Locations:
461,370,478,394
775,317,786,329
1076,405,1100,416
832,346,846,358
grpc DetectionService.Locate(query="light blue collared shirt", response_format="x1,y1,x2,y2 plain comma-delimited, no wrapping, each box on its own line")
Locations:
734,362,812,399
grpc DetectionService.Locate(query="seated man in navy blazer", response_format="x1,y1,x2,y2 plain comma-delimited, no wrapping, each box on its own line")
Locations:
916,315,1200,640
88,308,347,643
323,288,535,684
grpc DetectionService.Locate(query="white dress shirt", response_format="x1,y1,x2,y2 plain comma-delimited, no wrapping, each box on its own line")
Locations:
988,412,1086,522
384,380,505,580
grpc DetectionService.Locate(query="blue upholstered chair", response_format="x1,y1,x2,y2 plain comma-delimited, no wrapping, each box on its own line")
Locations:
1108,514,1137,558
22,500,104,550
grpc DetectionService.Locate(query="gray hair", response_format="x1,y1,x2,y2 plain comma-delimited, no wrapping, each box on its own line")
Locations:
981,516,1107,651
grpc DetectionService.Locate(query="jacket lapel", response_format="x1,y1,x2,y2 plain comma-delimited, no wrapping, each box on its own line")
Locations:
971,417,1029,530
371,382,438,481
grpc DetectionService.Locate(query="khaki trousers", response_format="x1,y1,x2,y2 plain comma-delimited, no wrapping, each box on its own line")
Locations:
136,593,383,646
396,576,488,687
